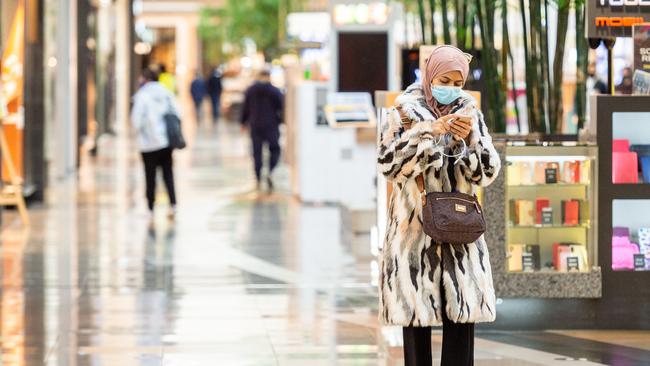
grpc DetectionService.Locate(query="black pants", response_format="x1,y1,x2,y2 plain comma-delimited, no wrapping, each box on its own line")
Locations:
141,147,177,211
193,100,202,122
251,128,281,181
403,287,474,366
210,93,221,121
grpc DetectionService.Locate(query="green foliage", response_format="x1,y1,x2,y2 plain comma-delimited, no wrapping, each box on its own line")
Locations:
198,0,282,61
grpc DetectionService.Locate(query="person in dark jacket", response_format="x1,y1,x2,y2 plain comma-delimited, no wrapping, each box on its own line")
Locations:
190,71,208,122
207,67,223,123
240,69,284,191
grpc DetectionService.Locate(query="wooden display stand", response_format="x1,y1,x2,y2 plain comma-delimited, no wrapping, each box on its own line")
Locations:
0,122,29,226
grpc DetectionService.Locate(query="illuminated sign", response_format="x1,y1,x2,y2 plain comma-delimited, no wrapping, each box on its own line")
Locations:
332,3,388,26
598,0,650,5
595,17,645,27
588,0,650,37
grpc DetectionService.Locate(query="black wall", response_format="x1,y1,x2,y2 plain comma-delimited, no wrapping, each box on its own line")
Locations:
337,32,388,103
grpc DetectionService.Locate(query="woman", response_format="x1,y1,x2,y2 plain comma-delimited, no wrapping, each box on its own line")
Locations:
131,67,180,222
377,45,501,366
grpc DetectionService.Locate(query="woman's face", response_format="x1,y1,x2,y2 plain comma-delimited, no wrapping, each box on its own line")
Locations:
430,70,464,88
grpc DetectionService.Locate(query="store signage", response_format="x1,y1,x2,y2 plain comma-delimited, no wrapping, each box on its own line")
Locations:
522,254,534,272
633,254,646,270
333,3,388,26
542,208,554,225
567,257,580,272
587,0,650,37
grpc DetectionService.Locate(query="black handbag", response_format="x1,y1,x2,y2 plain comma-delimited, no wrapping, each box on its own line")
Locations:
164,97,186,150
417,174,486,244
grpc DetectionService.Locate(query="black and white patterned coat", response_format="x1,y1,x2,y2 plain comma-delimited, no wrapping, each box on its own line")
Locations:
377,82,501,326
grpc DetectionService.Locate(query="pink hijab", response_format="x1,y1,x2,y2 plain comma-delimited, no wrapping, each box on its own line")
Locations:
422,45,472,117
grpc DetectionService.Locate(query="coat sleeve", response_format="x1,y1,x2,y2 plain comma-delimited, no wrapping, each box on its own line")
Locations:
273,87,284,123
130,94,146,132
451,106,501,187
377,107,445,183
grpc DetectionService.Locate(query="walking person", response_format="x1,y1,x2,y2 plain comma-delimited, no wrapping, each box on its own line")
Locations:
377,45,501,366
190,71,208,122
207,67,223,123
131,67,180,222
240,68,284,191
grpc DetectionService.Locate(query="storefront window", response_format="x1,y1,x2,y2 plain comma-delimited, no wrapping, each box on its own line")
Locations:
612,199,650,271
612,112,650,184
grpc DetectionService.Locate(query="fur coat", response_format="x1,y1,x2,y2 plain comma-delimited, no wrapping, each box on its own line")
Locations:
377,82,501,326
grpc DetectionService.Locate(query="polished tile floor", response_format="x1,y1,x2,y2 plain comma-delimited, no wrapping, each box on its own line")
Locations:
1,122,649,366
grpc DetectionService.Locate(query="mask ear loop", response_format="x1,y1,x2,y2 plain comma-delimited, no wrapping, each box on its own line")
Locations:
433,133,467,165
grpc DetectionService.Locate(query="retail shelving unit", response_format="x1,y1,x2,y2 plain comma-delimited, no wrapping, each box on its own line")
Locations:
505,145,598,275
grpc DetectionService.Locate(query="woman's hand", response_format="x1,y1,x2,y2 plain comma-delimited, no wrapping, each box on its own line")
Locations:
446,114,473,141
430,116,452,135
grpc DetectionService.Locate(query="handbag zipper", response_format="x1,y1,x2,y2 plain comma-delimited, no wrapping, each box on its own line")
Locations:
435,197,481,214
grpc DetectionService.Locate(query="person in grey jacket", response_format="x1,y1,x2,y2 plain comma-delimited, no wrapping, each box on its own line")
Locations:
131,67,181,221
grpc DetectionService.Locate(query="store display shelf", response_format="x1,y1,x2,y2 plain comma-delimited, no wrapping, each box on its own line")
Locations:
508,183,589,188
507,269,596,275
508,224,590,229
608,184,650,199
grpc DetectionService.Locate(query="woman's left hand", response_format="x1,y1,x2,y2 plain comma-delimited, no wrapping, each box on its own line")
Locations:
448,114,473,141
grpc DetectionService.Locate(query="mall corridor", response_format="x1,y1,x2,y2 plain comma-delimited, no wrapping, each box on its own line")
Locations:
0,123,646,365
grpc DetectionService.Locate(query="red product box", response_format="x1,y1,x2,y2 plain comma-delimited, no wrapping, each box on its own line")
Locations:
536,198,550,224
562,200,580,226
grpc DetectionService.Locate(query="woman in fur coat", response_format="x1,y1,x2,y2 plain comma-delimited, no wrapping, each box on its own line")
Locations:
377,45,501,366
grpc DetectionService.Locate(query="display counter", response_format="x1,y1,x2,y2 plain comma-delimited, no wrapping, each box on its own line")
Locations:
287,81,377,213
486,143,602,299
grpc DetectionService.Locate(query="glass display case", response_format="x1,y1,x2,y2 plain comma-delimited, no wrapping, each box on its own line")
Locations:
505,144,598,274
608,111,650,271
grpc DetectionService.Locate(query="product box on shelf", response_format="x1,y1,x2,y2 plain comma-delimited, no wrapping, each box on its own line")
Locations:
562,161,581,183
508,244,524,272
612,235,640,271
535,198,550,224
507,244,541,272
507,162,522,186
553,243,589,272
541,207,553,225
639,228,650,269
561,200,581,226
510,199,535,226
525,244,541,271
545,163,560,184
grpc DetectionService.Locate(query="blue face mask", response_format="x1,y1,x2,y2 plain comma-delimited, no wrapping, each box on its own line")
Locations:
431,85,462,105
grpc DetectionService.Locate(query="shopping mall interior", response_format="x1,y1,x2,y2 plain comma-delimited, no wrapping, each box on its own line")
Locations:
1,0,650,365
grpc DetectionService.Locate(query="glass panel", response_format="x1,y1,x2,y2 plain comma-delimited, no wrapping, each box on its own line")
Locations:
505,146,596,273
612,112,650,184
612,200,650,271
